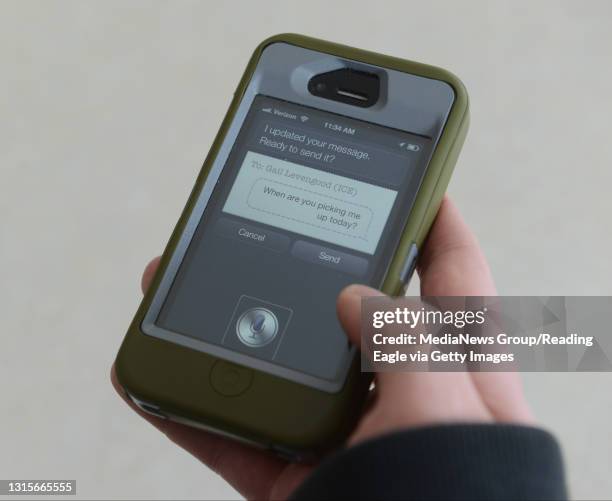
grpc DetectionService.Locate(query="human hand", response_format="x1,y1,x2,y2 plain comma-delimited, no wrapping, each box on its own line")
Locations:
111,196,532,500
337,197,533,446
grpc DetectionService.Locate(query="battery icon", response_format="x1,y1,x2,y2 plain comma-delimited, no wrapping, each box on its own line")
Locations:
399,142,421,152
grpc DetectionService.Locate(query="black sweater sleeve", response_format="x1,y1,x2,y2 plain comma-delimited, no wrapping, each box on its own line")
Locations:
290,424,567,501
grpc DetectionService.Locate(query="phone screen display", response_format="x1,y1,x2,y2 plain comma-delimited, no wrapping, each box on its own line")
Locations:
153,95,431,391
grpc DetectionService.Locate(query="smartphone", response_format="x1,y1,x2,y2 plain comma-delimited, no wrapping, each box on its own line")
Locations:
115,34,469,460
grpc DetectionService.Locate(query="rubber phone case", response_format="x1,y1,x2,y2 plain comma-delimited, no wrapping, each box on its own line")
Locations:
115,33,470,459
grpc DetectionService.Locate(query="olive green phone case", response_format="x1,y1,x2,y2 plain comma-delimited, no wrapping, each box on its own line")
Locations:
115,33,469,459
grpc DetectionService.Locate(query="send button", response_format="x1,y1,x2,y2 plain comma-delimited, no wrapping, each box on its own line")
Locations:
291,240,369,277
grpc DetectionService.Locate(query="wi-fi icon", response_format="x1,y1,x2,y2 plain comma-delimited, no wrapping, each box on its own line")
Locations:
300,115,309,122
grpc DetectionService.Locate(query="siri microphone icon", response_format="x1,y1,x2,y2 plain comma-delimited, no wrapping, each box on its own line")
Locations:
250,313,266,337
236,307,279,347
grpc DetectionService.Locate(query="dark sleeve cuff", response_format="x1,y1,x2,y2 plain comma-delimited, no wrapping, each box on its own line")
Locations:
290,424,567,501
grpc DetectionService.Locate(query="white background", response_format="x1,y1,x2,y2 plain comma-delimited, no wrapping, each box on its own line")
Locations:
1,1,611,499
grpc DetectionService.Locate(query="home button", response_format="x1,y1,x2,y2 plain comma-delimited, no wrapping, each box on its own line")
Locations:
210,360,253,397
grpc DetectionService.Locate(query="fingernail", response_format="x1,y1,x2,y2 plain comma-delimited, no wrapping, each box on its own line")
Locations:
342,284,384,299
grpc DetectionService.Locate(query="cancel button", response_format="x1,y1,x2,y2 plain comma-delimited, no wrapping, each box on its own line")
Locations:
215,217,290,252
238,227,265,242
291,240,369,277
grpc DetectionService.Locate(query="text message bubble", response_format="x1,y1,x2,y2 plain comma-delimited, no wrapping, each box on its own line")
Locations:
223,151,397,254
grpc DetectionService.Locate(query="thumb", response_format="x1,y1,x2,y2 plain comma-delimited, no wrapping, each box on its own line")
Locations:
337,283,492,429
337,284,384,348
